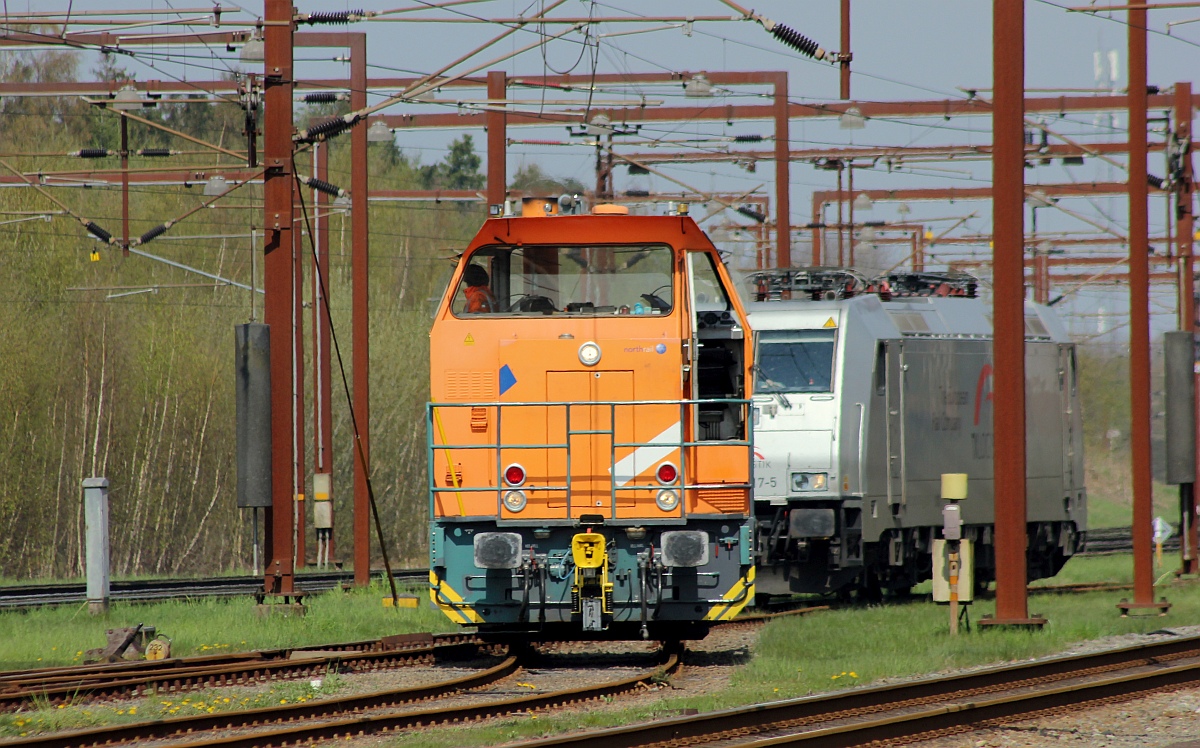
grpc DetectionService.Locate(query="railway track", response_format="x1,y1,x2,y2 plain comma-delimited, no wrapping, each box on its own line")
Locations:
8,644,679,748
0,632,482,709
0,526,1161,611
504,633,1200,747
1080,525,1178,556
0,606,792,713
0,569,426,609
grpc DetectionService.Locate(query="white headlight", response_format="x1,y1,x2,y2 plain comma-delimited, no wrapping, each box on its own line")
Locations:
502,490,527,512
655,488,680,511
791,472,829,492
578,341,602,366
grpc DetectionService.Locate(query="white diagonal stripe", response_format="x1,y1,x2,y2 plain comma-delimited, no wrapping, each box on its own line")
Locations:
611,421,681,487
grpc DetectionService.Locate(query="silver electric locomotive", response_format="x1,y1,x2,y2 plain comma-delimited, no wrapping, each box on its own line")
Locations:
745,269,1086,597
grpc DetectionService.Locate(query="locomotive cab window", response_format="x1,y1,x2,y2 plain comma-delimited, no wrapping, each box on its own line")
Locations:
754,329,837,394
451,244,673,316
689,252,747,441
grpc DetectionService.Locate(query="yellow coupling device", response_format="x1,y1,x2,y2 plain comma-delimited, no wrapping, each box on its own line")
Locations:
571,533,613,629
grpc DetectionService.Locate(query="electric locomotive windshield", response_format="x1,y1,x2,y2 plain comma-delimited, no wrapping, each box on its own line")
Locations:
428,200,755,640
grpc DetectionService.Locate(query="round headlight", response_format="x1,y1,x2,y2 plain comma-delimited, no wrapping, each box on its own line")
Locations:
578,341,602,366
655,488,680,511
656,462,678,485
503,490,527,512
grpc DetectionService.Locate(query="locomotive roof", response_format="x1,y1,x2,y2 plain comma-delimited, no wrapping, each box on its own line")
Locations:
746,294,1072,344
466,214,720,251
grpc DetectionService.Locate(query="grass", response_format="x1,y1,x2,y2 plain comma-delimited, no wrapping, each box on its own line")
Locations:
373,555,1200,747
1084,446,1179,529
4,557,1197,745
0,581,451,670
0,670,354,739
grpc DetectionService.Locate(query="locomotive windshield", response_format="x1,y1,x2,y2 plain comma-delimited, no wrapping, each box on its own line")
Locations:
754,329,836,394
452,244,673,316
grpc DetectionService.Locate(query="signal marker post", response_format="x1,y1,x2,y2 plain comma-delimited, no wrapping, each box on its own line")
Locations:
935,474,971,635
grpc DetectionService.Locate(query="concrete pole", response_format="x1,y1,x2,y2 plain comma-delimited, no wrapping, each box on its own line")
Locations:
83,477,110,615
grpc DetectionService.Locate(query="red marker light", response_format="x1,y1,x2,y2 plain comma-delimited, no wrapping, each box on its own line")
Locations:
504,464,526,486
656,463,678,485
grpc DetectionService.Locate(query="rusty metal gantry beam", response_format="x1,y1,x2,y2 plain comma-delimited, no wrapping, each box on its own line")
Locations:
808,182,1159,266
983,0,1040,629
262,0,295,598
294,31,373,587
1124,5,1170,616
1175,82,1199,577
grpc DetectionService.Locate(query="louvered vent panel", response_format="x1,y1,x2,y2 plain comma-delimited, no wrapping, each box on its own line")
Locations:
445,371,496,401
698,488,746,513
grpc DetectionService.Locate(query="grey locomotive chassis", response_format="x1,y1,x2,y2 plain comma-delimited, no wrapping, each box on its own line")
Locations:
748,293,1086,597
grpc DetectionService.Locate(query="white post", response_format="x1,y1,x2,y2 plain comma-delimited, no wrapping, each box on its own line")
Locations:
83,477,110,615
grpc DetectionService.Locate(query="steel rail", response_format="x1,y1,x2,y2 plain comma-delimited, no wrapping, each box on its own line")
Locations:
13,654,519,748
0,632,443,685
723,656,1200,746
0,635,482,709
0,569,426,609
506,634,1200,747
136,649,680,748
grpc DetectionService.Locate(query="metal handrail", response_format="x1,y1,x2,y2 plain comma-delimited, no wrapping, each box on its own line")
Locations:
427,398,752,519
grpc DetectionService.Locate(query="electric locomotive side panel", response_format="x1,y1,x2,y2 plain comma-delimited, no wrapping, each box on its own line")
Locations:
863,311,1083,590
748,276,1085,597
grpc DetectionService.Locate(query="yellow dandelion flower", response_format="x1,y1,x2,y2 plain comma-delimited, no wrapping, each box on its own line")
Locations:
849,672,858,678
117,710,125,716
773,688,780,693
207,707,215,713
56,704,65,709
128,707,136,715
223,698,231,704
280,699,287,704
51,647,56,651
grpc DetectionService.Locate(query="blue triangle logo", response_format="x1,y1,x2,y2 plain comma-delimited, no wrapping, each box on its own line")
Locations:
498,365,517,396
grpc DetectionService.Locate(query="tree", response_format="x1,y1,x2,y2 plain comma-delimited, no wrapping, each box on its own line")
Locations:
420,135,483,190
510,162,586,196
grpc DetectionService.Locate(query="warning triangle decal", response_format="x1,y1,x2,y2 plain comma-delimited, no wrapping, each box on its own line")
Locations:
823,317,837,328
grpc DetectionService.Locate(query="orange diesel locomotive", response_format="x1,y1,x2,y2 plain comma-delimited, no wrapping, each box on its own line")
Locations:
428,200,755,640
